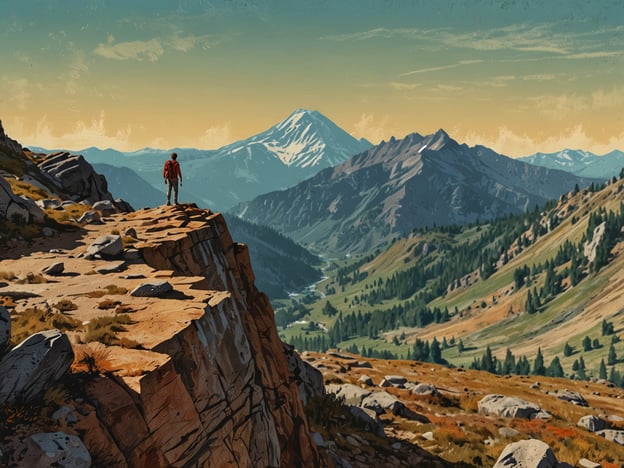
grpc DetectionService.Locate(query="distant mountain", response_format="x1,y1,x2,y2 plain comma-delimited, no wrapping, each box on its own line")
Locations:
92,163,166,209
520,149,624,179
224,215,322,298
235,130,598,254
32,109,372,211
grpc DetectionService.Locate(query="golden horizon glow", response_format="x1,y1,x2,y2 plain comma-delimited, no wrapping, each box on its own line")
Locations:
1,1,623,157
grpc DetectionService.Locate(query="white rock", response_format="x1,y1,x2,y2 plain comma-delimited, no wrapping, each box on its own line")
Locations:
21,432,91,468
494,440,559,468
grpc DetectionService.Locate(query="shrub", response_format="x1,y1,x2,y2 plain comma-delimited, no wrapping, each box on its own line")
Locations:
82,314,133,346
53,299,78,312
86,284,129,298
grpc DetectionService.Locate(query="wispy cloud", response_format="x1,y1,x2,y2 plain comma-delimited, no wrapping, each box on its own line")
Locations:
389,82,421,91
463,125,624,158
528,86,624,119
321,23,624,60
352,113,391,144
16,112,133,151
94,36,164,62
94,32,218,62
401,59,482,76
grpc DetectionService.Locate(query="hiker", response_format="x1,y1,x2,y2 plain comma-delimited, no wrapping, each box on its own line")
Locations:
163,152,182,205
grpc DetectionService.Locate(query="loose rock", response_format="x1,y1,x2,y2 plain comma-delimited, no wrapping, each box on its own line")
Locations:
577,415,607,433
20,432,91,468
130,281,173,298
493,439,559,468
42,262,64,276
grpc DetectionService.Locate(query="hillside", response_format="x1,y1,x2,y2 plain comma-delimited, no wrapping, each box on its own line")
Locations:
224,214,322,298
276,177,624,390
236,130,597,254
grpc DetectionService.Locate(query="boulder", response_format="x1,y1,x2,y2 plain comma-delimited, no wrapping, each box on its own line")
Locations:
326,383,371,406
351,361,372,369
357,375,373,386
577,415,607,433
283,342,324,406
86,234,122,259
349,406,385,437
42,262,64,276
408,383,441,397
479,394,550,420
556,389,588,407
36,198,61,209
92,200,117,215
0,306,10,355
130,281,173,298
578,458,600,468
361,391,429,422
124,227,138,238
498,427,520,438
0,329,74,405
494,440,559,468
0,176,45,224
95,261,127,275
113,198,134,213
380,375,407,388
20,432,91,468
77,210,100,225
596,429,624,445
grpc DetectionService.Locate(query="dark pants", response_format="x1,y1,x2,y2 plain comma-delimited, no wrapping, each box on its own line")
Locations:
166,178,179,203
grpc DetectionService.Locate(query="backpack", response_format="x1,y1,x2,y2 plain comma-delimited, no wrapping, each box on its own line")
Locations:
163,160,176,179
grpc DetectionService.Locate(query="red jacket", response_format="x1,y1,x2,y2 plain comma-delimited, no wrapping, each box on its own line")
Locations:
163,159,182,180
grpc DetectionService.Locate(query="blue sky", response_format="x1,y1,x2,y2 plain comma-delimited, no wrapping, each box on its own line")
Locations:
1,0,623,156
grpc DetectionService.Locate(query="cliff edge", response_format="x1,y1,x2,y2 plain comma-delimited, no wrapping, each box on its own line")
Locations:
0,204,320,467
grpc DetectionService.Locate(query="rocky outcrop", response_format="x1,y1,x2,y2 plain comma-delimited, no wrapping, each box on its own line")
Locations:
0,329,74,405
0,120,22,155
0,176,45,224
58,205,321,467
479,394,551,420
20,432,91,468
494,440,560,468
283,342,324,406
37,152,131,212
556,389,588,406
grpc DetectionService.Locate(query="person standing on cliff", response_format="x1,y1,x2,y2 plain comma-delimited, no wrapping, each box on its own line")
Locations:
163,152,182,205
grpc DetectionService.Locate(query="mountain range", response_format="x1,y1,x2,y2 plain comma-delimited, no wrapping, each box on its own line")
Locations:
31,109,372,211
520,149,624,179
235,129,598,254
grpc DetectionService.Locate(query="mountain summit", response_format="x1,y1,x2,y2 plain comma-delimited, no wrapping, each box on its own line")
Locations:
223,108,371,168
67,109,372,210
236,130,598,253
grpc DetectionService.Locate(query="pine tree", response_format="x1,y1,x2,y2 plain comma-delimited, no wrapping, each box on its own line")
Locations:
582,336,592,352
547,356,564,378
563,342,573,357
458,339,465,353
608,343,618,365
599,358,608,380
533,347,546,376
577,356,587,380
430,337,443,364
503,348,516,374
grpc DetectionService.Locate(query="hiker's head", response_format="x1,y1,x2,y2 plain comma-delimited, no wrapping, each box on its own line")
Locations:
171,152,178,160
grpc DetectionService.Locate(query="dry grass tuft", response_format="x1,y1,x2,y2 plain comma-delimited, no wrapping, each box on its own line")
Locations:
52,299,77,312
82,314,133,346
11,307,82,345
72,343,113,374
97,299,122,310
0,271,17,281
15,272,47,284
86,284,129,298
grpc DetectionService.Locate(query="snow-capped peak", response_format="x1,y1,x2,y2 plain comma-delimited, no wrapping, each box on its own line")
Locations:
243,109,372,168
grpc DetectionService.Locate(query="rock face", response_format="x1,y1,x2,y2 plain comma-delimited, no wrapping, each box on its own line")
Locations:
0,176,45,224
283,342,325,406
0,306,10,355
75,206,321,467
0,329,74,405
494,440,559,468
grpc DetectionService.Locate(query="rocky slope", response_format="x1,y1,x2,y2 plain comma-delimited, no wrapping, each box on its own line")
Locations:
235,130,597,254
304,351,624,467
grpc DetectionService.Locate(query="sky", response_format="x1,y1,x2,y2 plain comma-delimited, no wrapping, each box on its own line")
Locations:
1,0,623,157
